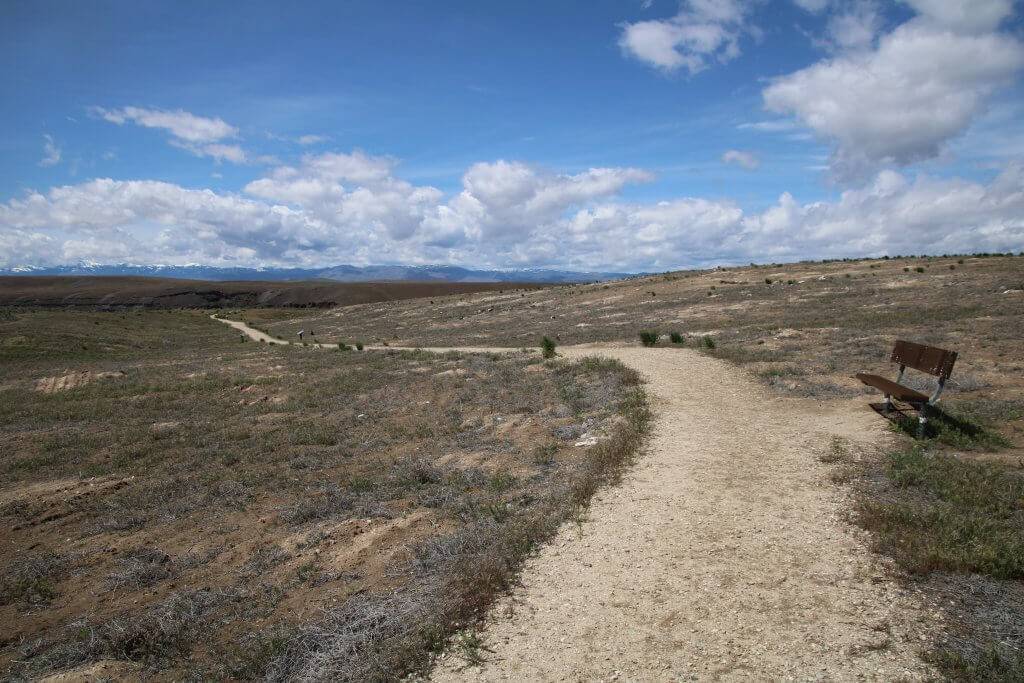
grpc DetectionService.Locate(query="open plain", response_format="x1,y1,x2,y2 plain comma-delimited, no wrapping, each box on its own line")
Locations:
2,253,1023,680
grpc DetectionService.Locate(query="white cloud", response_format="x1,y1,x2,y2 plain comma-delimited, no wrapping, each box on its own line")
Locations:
38,134,61,167
92,106,253,164
903,0,1014,33
764,10,1024,178
738,119,798,133
170,141,248,164
297,134,327,146
792,0,829,12
618,0,751,73
2,154,1022,271
824,1,881,51
722,149,760,170
93,106,237,143
422,161,654,245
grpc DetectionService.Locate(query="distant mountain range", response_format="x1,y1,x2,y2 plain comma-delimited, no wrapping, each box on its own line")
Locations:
0,263,635,283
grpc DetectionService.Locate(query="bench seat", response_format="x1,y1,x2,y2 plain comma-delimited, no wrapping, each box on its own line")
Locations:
855,373,928,403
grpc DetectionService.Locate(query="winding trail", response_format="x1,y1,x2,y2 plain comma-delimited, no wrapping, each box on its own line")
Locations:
215,315,934,680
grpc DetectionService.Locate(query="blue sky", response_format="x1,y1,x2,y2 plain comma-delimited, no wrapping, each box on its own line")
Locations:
2,0,1023,271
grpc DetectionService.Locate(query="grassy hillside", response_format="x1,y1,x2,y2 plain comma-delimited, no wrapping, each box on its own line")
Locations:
254,254,1023,442
0,309,647,680
252,253,1024,677
0,276,549,309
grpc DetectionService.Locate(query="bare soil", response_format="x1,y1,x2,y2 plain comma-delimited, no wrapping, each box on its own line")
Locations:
0,310,643,680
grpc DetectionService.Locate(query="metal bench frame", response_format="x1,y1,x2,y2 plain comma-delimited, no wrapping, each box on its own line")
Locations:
856,340,958,437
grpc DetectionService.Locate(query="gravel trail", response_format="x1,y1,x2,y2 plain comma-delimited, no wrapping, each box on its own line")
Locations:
214,316,934,680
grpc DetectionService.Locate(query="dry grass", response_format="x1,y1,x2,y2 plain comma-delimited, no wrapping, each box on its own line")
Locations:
0,309,649,680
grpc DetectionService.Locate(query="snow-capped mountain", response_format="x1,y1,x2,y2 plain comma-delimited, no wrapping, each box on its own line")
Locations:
0,263,635,283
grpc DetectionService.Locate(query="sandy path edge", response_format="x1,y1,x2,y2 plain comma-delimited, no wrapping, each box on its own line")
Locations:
213,315,937,680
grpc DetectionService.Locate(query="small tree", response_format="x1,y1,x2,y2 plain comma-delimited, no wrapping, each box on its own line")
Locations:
541,336,557,359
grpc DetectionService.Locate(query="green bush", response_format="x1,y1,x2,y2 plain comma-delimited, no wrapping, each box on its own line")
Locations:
638,331,659,347
915,266,925,273
355,342,364,351
700,336,716,349
541,336,557,359
669,332,683,344
765,278,772,284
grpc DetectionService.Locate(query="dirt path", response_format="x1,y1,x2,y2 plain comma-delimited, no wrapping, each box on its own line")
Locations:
214,316,935,679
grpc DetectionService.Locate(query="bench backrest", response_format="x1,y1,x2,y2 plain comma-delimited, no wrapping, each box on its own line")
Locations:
891,340,957,379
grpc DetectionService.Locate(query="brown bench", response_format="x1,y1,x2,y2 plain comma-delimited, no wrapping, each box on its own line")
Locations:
856,340,958,437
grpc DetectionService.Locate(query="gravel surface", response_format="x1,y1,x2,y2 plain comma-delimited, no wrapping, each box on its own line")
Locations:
432,347,938,681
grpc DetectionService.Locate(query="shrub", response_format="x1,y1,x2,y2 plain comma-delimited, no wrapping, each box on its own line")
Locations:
337,343,351,351
958,259,965,264
701,336,716,349
355,342,364,351
669,332,684,344
858,444,1024,578
638,331,659,347
541,336,557,359
915,266,926,273
765,278,772,284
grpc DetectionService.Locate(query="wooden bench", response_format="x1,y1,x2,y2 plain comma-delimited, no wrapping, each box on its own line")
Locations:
856,340,958,436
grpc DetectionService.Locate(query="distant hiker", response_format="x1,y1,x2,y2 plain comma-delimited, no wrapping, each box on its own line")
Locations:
298,329,304,341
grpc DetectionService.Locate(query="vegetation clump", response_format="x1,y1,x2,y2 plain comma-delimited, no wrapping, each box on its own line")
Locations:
669,332,684,344
638,331,659,347
858,443,1024,578
541,336,557,359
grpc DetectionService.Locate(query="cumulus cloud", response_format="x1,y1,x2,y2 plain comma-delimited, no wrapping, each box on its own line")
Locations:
38,134,61,167
2,152,1022,271
297,134,328,146
764,1,1024,178
618,0,752,73
242,151,441,239
903,0,1015,33
823,1,881,51
421,161,654,246
722,149,760,170
554,165,1024,269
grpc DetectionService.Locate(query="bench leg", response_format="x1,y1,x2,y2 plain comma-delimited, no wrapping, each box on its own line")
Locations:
918,404,929,438
884,394,892,413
